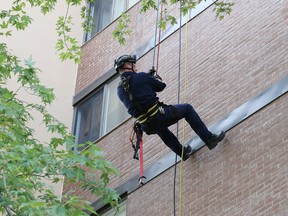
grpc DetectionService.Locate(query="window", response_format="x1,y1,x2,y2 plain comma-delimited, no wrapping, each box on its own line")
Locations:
89,0,113,37
85,0,139,41
74,76,130,149
102,77,129,134
74,88,104,145
128,0,138,8
113,1,125,20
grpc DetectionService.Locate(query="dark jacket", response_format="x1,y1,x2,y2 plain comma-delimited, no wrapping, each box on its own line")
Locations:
117,71,166,118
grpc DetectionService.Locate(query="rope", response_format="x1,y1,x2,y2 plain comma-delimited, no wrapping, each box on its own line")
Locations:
173,2,183,215
135,0,163,188
152,0,163,73
179,11,190,216
151,2,190,215
155,3,164,72
130,123,146,186
138,135,145,186
174,4,190,216
152,0,160,68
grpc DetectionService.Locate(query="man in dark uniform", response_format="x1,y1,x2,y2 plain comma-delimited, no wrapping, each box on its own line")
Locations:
115,54,225,161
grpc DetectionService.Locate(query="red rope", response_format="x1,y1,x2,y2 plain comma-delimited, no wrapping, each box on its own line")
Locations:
133,2,164,187
138,138,145,186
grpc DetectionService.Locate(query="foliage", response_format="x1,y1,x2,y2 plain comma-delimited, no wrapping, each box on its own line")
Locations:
113,0,234,44
0,0,234,215
1,0,120,215
56,13,81,63
0,42,120,215
213,1,234,19
112,13,132,45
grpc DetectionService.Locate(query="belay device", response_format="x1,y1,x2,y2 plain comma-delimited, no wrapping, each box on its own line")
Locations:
130,121,146,186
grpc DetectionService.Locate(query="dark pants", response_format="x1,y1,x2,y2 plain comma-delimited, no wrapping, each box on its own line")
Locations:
141,103,212,157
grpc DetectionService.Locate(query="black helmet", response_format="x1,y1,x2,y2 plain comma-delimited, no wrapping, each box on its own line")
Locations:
114,55,137,71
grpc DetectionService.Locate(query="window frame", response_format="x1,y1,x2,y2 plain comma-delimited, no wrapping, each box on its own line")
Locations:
84,0,139,42
74,86,105,149
73,75,130,148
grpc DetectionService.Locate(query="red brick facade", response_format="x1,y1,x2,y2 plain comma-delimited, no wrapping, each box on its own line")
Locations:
64,1,288,215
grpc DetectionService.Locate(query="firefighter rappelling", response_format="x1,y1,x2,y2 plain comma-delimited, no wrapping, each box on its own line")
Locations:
115,54,225,161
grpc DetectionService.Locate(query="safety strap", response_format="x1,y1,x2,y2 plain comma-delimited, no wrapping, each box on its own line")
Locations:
120,75,146,114
120,74,162,124
121,74,149,186
129,121,146,186
130,122,142,160
136,102,160,124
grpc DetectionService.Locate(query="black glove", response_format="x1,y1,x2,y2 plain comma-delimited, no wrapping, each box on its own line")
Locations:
148,67,162,81
148,68,156,76
154,74,162,81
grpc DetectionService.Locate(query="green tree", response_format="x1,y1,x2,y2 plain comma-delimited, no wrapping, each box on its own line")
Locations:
0,0,233,215
0,44,120,215
0,0,119,215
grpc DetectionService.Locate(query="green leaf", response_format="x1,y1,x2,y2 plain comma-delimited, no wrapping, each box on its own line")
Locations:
24,55,35,67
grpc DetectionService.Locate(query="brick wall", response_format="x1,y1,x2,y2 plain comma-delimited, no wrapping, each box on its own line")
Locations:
65,0,288,215
127,94,288,216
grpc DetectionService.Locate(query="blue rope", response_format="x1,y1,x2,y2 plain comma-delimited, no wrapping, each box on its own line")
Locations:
152,0,161,69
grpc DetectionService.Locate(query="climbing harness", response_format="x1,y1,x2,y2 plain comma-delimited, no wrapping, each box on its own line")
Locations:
120,75,145,114
136,102,161,124
120,75,162,122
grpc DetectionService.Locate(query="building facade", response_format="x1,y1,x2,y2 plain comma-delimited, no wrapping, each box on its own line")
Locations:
63,0,288,215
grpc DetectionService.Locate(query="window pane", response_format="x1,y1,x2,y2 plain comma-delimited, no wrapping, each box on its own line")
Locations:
103,77,130,134
86,0,138,41
90,0,113,36
75,88,104,146
75,99,92,144
90,89,104,141
90,0,101,36
128,0,138,8
113,0,125,20
100,0,113,29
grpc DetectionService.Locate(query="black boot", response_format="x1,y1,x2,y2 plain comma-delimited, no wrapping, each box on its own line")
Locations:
182,145,193,161
206,131,225,150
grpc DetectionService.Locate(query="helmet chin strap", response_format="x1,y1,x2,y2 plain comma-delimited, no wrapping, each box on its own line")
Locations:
131,63,136,72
